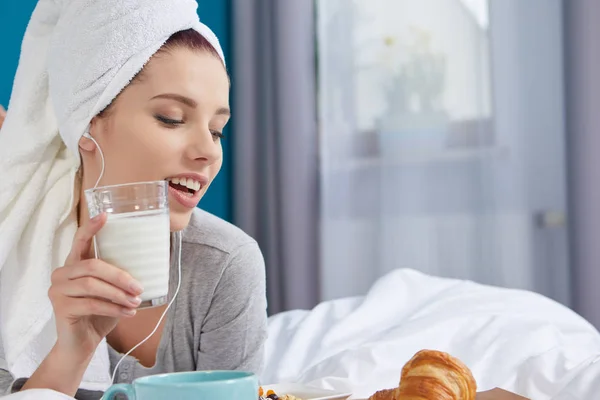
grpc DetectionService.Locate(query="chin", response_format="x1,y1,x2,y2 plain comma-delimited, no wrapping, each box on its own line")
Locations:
169,209,194,232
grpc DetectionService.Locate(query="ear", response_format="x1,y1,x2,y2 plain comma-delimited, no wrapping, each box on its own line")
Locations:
78,116,101,152
78,132,96,152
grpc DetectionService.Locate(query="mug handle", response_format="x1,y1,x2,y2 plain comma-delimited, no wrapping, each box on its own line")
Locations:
102,383,136,399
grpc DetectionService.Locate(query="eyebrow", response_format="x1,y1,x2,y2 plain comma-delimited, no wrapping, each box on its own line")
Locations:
151,93,230,116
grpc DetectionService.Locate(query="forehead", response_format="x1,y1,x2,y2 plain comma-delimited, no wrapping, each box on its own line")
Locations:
138,48,229,105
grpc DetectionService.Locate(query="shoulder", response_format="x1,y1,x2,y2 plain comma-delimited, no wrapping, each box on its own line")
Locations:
181,209,265,283
180,209,266,311
183,208,258,255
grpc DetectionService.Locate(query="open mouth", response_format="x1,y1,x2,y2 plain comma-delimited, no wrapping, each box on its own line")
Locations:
167,177,202,197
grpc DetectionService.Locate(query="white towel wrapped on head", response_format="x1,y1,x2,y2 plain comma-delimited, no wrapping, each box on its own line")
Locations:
0,0,224,391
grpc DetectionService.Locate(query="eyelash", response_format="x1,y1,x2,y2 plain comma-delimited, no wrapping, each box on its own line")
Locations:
155,115,183,126
211,130,225,139
155,115,225,139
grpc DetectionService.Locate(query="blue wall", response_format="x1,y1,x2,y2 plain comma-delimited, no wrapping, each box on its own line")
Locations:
196,0,232,222
0,0,232,222
0,1,37,107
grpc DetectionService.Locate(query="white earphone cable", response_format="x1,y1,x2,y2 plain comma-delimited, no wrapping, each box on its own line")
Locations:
87,134,105,190
85,132,182,390
86,134,104,259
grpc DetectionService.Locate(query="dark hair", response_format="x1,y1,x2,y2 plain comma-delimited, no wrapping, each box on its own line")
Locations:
98,29,223,117
160,29,222,61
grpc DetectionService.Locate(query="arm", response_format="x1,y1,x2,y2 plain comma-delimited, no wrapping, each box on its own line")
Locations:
21,343,95,395
6,352,105,399
0,349,94,397
196,242,268,375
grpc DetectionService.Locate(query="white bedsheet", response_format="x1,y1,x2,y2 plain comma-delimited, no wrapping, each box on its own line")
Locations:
262,269,600,399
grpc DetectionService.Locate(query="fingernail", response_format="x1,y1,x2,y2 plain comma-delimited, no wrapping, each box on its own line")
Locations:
91,214,103,222
129,280,144,294
127,296,142,307
122,308,136,317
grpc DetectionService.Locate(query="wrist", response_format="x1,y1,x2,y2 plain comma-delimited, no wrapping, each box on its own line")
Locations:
52,340,97,366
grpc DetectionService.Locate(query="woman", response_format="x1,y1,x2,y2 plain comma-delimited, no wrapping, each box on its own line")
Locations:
0,1,267,399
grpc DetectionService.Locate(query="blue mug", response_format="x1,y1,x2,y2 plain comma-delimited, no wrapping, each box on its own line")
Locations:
103,370,258,399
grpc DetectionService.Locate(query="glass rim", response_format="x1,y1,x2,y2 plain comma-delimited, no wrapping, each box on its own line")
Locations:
84,180,167,194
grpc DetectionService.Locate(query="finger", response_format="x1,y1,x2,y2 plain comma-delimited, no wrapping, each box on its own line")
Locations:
66,297,137,318
65,213,107,265
66,259,144,296
50,265,68,286
61,276,142,308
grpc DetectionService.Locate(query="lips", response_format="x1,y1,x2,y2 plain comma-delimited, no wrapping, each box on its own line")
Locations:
166,174,209,208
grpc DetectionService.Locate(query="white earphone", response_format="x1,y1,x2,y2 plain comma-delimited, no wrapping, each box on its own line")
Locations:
83,130,105,189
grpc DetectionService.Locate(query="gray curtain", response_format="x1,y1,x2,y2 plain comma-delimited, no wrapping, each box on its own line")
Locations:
564,0,600,327
231,0,320,314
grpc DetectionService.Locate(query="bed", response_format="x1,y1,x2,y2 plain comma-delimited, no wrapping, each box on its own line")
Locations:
262,269,600,399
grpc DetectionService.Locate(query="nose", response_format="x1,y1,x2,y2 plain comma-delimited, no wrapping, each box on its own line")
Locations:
185,128,221,165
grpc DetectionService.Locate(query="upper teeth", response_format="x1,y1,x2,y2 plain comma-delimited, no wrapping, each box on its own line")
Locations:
168,177,201,191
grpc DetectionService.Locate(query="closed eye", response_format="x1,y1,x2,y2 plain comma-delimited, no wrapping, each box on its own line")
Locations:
155,115,184,126
155,114,224,139
211,130,225,139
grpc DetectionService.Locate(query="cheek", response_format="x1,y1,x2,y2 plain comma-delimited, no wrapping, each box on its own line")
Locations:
209,154,224,178
123,137,173,164
103,125,180,179
140,133,180,158
198,156,223,196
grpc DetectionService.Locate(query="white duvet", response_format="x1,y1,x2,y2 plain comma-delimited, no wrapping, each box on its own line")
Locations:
262,269,600,399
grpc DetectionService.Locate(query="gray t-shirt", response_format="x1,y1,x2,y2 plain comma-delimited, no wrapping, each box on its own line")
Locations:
0,209,268,399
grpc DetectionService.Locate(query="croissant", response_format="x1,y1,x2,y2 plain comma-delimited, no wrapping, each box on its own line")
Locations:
368,349,477,400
